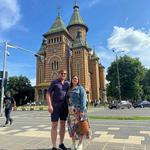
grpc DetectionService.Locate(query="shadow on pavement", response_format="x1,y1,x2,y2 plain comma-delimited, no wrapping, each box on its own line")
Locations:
24,149,50,150
23,148,71,150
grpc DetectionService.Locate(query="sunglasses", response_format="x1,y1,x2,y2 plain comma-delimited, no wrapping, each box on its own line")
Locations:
61,73,67,75
73,78,78,80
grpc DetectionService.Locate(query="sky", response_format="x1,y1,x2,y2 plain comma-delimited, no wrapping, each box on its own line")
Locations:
0,0,150,86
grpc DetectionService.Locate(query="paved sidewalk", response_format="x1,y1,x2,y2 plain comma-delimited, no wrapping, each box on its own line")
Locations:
0,111,150,150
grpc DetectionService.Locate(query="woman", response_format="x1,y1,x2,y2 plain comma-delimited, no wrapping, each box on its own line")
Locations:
66,75,90,150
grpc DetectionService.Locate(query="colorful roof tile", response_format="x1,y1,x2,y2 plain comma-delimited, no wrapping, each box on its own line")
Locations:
67,1,88,31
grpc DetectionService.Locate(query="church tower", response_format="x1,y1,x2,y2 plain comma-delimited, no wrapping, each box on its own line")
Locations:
35,11,72,101
67,1,90,96
43,11,72,82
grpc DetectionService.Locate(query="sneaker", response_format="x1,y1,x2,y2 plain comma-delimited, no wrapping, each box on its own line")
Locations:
52,147,58,150
77,144,83,150
59,143,67,150
5,121,8,125
10,119,13,125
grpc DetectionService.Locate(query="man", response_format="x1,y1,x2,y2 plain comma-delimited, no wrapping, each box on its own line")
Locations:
3,91,16,125
46,69,70,150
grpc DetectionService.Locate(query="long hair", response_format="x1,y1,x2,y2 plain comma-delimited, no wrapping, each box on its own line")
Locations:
70,75,80,88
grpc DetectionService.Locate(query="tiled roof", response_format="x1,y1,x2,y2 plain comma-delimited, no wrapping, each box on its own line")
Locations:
67,2,88,31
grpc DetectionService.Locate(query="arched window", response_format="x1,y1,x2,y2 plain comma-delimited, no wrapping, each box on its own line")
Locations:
57,37,59,42
49,55,62,71
52,61,59,70
76,31,82,39
54,38,56,43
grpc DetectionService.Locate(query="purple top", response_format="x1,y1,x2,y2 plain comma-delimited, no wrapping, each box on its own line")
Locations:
48,79,70,103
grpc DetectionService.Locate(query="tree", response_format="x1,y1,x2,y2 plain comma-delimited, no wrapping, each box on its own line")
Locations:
142,69,150,100
6,75,34,106
106,55,146,102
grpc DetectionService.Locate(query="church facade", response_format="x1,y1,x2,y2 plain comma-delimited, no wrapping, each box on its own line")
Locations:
35,2,106,102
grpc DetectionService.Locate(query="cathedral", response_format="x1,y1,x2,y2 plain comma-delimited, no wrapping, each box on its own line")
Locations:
35,1,106,102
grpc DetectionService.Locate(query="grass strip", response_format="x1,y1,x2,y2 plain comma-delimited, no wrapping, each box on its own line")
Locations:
88,116,150,120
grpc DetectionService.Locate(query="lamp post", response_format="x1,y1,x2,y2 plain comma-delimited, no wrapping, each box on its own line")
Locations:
0,42,7,116
112,49,124,102
0,42,45,116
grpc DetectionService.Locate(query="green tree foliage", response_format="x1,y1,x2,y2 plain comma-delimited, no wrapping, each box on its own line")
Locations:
142,69,150,100
106,55,145,102
6,76,34,106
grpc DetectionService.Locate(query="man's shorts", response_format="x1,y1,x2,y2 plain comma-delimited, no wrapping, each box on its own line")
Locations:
51,102,68,122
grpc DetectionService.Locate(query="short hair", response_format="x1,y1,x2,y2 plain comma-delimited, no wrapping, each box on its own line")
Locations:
5,91,11,95
58,69,67,74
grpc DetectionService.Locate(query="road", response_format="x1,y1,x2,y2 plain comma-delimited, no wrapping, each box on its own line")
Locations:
0,108,150,150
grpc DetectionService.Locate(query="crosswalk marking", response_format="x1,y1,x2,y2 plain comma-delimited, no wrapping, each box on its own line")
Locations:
27,128,38,131
108,127,120,130
140,131,150,136
44,127,50,130
21,126,32,129
94,131,108,135
0,126,147,145
14,130,71,139
37,125,48,127
0,129,20,135
93,132,145,144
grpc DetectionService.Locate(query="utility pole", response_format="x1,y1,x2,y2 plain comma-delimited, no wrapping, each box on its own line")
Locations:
112,50,124,102
116,53,121,102
0,42,7,116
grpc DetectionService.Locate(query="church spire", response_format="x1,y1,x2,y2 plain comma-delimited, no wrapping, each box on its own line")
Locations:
67,0,88,31
74,0,79,9
57,7,61,17
43,8,69,36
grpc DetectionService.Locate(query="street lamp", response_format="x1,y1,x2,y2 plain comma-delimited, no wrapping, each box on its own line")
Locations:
0,42,7,117
112,49,124,102
0,42,45,116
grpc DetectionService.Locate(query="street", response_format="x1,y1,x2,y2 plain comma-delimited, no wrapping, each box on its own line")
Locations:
0,108,150,150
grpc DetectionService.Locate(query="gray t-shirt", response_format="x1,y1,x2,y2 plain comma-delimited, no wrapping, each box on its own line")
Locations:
4,97,15,109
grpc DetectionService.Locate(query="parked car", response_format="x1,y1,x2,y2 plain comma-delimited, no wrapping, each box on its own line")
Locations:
109,101,132,109
118,101,132,109
133,100,150,108
108,101,118,109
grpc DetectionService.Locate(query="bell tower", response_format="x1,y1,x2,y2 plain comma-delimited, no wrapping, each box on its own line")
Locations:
38,11,72,83
67,0,88,42
67,1,90,93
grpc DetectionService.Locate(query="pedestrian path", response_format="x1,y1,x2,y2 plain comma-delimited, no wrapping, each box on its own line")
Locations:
0,124,150,150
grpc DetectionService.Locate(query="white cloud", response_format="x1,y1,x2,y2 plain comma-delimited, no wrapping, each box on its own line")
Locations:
108,26,150,68
96,46,114,69
0,0,21,31
88,0,101,7
108,26,150,52
30,78,36,86
0,0,23,42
